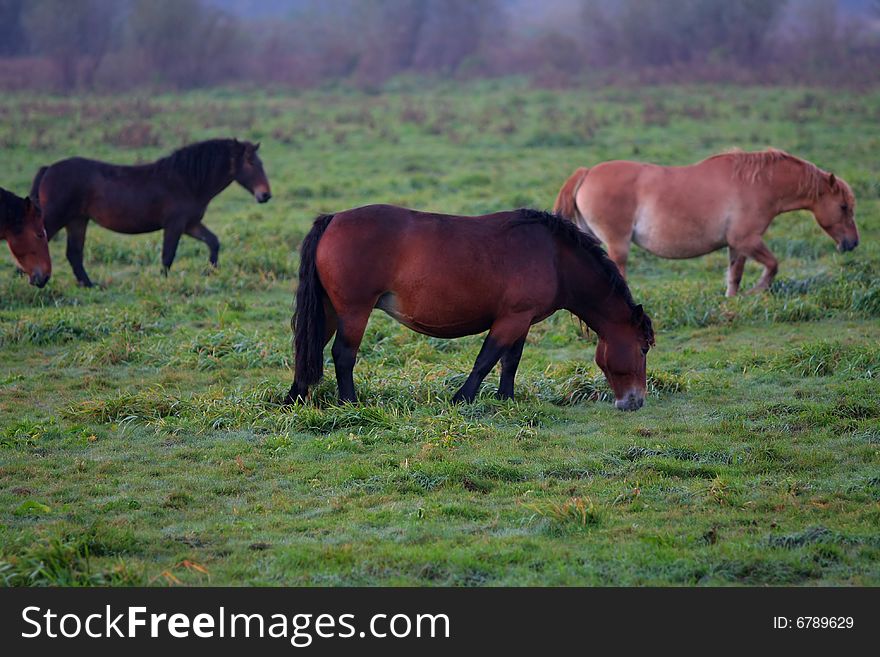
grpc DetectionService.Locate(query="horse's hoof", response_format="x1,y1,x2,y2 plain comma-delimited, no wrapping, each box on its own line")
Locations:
285,383,313,406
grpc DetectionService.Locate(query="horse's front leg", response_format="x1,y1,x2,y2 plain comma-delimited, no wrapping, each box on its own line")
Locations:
498,336,527,400
65,217,94,287
161,222,185,275
454,316,531,403
186,222,220,267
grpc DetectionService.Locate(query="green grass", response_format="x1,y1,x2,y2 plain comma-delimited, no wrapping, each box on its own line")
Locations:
1,81,879,586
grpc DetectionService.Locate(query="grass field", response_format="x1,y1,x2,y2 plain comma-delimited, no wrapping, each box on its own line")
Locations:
1,81,878,586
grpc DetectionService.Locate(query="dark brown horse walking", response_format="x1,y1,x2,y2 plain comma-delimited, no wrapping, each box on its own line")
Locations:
286,205,655,410
30,139,271,287
1,188,51,288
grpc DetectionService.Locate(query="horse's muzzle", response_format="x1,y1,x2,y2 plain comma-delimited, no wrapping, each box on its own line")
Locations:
256,191,272,204
615,392,645,411
29,270,49,288
838,238,858,253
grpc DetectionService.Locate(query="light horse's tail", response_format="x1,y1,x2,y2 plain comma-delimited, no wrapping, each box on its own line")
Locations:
29,166,48,211
552,166,590,222
287,213,335,403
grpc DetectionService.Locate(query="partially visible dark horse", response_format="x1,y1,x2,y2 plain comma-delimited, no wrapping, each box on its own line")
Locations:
287,205,655,409
1,188,50,288
31,139,271,287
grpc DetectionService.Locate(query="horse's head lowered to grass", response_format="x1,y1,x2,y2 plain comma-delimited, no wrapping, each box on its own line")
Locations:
0,189,50,288
595,304,655,411
811,172,859,253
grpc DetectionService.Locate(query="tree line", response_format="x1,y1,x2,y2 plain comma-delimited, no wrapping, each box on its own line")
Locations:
0,0,877,91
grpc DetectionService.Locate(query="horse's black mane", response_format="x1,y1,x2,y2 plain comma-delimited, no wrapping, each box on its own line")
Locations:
510,208,632,300
0,188,27,233
509,208,655,344
153,139,237,196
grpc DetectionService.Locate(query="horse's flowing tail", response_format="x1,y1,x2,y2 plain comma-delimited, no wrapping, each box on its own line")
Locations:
552,166,590,221
29,166,48,210
288,213,335,402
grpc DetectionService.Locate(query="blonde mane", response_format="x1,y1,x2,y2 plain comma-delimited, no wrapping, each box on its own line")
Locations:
708,148,827,201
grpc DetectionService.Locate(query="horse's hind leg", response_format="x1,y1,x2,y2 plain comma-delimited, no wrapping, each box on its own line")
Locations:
287,297,338,403
185,223,220,267
591,224,631,278
65,217,93,287
726,246,747,296
497,336,527,400
331,308,370,404
607,244,630,278
583,205,633,278
735,237,779,293
322,296,338,347
454,316,531,403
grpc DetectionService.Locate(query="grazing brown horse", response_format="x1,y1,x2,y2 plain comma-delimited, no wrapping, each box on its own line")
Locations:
553,149,859,295
286,205,655,410
30,139,271,287
1,188,50,288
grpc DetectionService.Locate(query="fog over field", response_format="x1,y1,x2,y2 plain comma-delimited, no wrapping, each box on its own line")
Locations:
0,0,879,91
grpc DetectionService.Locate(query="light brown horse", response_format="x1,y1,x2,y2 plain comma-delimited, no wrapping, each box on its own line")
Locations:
553,149,859,295
1,188,51,288
286,205,654,410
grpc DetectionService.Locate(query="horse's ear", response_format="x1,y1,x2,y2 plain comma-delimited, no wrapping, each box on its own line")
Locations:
23,196,31,211
631,303,645,324
254,142,261,152
828,173,837,189
232,138,246,159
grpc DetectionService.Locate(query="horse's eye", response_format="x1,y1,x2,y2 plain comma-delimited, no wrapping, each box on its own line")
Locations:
841,204,849,212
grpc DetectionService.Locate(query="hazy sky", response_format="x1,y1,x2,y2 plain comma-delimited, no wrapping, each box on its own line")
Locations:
206,0,875,21
204,0,878,38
